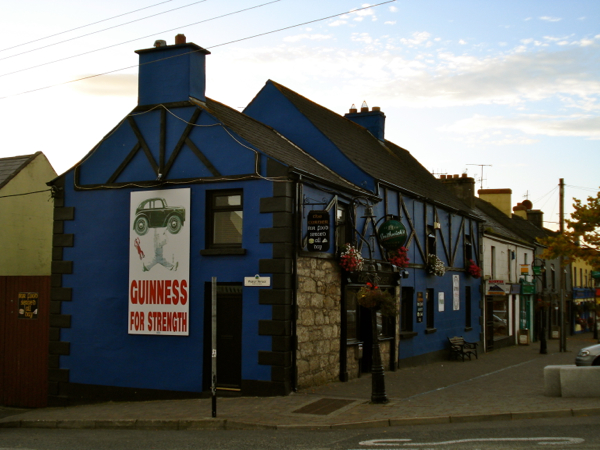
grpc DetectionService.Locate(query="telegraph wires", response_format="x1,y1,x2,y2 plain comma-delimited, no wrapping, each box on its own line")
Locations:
0,0,208,63
0,0,279,80
0,0,394,100
0,0,175,54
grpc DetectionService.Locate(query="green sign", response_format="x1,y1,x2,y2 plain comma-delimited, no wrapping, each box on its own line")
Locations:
592,271,600,280
378,219,407,250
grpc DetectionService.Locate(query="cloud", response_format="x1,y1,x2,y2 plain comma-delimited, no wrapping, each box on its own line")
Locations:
284,34,332,43
71,74,137,97
540,16,562,22
441,113,600,141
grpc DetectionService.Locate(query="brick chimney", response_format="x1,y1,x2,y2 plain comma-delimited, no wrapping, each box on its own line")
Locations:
344,102,386,140
513,199,544,228
135,34,210,105
440,173,476,208
478,189,512,217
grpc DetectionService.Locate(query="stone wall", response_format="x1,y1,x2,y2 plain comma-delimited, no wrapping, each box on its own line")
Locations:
296,256,341,388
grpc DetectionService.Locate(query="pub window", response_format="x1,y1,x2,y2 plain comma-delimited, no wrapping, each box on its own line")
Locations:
426,288,435,329
465,234,473,262
400,287,414,332
336,204,351,250
346,287,358,342
465,286,472,328
490,246,496,279
207,190,243,248
427,225,436,255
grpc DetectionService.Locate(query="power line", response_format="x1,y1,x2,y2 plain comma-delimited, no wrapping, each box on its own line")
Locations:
0,0,174,54
0,1,394,101
0,188,53,199
0,0,207,63
0,0,279,80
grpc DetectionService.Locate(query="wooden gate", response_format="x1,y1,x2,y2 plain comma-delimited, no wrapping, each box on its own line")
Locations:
0,276,50,407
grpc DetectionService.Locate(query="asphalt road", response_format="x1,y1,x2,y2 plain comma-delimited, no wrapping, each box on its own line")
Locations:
0,415,598,449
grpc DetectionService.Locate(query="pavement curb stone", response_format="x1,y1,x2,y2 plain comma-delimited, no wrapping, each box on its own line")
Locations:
1,334,598,431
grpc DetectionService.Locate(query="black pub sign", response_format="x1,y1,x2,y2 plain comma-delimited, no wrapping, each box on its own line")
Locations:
307,210,330,252
18,292,39,319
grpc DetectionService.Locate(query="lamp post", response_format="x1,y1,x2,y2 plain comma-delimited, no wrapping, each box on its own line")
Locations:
359,205,389,404
532,258,547,354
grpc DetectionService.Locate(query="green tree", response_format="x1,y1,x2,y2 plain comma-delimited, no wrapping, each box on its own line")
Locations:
539,189,600,267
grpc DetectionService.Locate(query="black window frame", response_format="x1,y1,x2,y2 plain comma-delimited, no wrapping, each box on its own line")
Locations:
206,189,243,249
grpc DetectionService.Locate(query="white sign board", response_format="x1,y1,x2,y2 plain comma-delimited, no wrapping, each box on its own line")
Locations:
453,275,460,311
128,188,190,336
244,275,271,287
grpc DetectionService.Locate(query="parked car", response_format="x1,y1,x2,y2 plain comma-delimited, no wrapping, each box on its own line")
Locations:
133,198,185,236
575,343,600,366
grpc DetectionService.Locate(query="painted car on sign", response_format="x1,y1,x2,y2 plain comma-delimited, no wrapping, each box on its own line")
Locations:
133,197,185,236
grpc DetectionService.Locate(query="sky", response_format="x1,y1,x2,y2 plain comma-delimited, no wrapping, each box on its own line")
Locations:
1,0,599,229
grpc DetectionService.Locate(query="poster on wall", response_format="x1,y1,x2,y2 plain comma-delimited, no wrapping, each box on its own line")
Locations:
453,275,460,310
438,292,445,312
128,188,190,336
416,292,424,323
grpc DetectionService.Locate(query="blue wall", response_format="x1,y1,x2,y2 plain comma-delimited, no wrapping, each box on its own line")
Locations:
61,158,275,392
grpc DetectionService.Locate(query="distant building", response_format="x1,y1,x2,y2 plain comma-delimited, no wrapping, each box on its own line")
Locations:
0,152,57,407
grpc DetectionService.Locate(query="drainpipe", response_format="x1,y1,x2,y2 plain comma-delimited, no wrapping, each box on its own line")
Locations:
292,175,301,392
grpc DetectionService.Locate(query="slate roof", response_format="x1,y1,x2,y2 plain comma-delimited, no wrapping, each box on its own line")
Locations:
269,81,478,217
474,196,557,247
0,153,37,190
191,97,374,198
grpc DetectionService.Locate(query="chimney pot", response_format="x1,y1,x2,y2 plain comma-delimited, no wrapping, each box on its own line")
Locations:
372,106,380,112
361,100,368,112
462,173,467,178
154,39,167,48
440,174,446,179
175,34,186,45
349,103,357,114
453,174,459,178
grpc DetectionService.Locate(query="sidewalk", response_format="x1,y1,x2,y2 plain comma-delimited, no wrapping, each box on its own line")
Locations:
2,333,599,430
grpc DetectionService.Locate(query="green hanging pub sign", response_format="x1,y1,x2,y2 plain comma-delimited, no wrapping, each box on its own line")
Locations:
378,219,407,250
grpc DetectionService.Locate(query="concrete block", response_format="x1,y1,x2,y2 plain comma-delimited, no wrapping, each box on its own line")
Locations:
560,366,600,398
544,365,570,397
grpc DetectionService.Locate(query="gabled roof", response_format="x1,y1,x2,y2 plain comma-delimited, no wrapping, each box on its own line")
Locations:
268,81,478,217
474,197,533,246
474,196,557,247
194,97,374,198
0,153,38,190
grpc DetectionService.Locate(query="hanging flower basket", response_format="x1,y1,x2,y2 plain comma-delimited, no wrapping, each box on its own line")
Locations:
357,282,397,317
387,246,409,268
339,243,364,272
426,254,445,276
466,259,481,278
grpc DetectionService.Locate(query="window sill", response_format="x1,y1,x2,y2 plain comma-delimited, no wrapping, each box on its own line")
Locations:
464,327,473,332
425,327,437,335
400,331,417,340
200,248,247,256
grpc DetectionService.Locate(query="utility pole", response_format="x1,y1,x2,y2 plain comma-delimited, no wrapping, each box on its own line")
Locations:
559,179,566,352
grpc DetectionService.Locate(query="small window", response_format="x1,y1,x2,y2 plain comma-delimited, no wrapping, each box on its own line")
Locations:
400,287,414,332
465,234,473,262
207,190,243,248
426,288,435,329
465,286,472,328
427,225,436,255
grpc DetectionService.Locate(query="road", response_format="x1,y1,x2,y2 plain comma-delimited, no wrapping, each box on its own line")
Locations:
0,416,598,449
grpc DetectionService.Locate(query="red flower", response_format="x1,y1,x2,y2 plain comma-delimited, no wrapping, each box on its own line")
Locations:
388,246,409,268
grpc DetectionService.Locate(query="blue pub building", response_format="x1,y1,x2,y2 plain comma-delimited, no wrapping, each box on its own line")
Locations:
47,35,482,405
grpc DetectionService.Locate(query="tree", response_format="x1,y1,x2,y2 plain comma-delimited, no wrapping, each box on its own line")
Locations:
539,189,600,267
